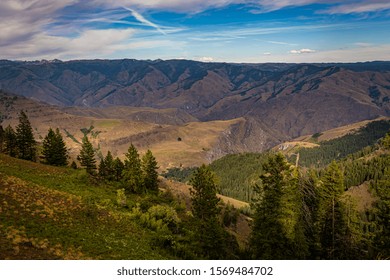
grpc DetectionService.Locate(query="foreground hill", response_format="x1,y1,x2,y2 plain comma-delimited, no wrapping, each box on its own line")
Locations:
0,154,174,259
1,59,389,139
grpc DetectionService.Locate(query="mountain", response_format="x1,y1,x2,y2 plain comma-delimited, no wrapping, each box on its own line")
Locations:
1,59,390,139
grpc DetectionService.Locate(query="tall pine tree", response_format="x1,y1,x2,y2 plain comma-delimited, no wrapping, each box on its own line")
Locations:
189,164,236,259
250,153,308,259
122,144,143,193
3,125,17,157
141,149,159,191
316,160,361,259
78,136,96,175
0,125,4,152
113,157,124,182
15,111,36,161
42,128,68,166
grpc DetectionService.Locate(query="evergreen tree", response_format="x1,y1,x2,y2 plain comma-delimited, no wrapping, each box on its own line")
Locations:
0,125,4,152
122,144,143,193
373,170,390,258
15,111,36,161
42,128,68,166
189,164,235,259
317,161,362,259
142,149,159,191
98,158,107,178
3,125,17,157
113,157,124,182
104,151,115,181
98,151,115,180
250,153,308,259
78,136,96,175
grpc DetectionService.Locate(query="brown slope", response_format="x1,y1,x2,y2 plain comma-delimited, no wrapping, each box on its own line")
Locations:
0,92,277,169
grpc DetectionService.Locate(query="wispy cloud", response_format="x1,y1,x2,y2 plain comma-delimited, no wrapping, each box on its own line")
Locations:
324,2,390,14
122,6,166,35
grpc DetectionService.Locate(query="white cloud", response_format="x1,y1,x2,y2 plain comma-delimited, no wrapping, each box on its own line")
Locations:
263,52,272,55
289,48,316,54
0,0,76,46
324,2,390,14
122,7,166,34
196,56,215,62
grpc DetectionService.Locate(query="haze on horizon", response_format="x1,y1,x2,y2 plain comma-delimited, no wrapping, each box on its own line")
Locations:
1,0,390,63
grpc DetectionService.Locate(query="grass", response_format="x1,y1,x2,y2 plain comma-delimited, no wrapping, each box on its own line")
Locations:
0,154,174,260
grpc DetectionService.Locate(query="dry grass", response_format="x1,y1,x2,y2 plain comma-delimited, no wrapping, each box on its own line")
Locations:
296,117,390,143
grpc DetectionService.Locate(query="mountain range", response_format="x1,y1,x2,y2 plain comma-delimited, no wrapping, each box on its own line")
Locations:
1,59,390,166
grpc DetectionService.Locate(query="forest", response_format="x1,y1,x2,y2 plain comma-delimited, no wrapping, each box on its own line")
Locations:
1,111,390,259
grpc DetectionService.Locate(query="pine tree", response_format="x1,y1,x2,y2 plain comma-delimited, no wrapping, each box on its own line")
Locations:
15,111,37,161
122,144,143,193
0,125,4,152
53,128,68,166
104,151,115,181
250,153,308,259
98,158,107,178
373,170,390,258
3,125,17,157
78,136,96,175
98,151,115,180
316,160,361,259
142,149,159,191
189,164,235,259
113,157,124,182
42,128,68,166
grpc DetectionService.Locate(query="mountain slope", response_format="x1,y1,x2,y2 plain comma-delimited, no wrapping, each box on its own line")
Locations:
1,60,389,139
0,91,281,168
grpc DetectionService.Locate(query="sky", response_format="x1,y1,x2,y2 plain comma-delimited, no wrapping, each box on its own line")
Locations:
1,0,390,63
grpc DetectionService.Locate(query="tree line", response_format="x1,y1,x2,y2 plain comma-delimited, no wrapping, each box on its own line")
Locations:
0,111,159,194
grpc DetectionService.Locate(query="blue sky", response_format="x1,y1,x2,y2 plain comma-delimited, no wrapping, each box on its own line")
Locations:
1,0,390,62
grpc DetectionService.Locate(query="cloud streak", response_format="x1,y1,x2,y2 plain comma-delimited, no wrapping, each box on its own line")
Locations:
122,6,166,35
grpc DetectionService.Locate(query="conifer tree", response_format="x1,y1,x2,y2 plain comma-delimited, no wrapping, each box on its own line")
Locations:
98,151,115,180
98,158,107,178
122,144,143,193
104,151,115,181
190,164,234,259
373,170,390,258
250,153,308,259
3,125,17,157
0,125,4,152
317,160,361,259
42,128,68,166
142,149,159,191
78,136,96,175
15,111,37,161
113,157,124,182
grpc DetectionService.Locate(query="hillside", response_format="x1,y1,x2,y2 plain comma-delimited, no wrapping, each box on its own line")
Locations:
1,60,390,140
0,91,282,168
0,154,173,259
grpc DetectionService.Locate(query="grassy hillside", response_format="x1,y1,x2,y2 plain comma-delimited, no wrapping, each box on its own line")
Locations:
0,154,183,259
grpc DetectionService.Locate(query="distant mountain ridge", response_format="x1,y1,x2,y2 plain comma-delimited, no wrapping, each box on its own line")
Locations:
1,59,390,140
